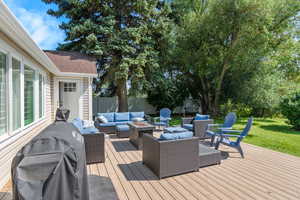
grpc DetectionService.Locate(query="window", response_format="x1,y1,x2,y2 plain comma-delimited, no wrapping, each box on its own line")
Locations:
0,46,47,141
24,65,35,126
12,58,21,131
64,82,76,92
0,52,7,136
39,74,44,118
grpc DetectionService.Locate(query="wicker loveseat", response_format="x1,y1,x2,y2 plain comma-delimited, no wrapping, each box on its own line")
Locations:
142,134,199,179
142,134,222,179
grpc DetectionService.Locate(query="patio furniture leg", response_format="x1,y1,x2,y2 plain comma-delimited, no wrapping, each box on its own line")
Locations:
237,145,244,158
215,140,220,150
210,135,215,146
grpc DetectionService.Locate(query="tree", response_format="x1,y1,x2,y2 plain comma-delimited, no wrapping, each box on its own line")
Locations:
172,0,300,115
147,70,188,111
42,0,171,111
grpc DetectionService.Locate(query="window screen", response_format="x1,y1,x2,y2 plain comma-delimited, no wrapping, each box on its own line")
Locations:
24,65,35,126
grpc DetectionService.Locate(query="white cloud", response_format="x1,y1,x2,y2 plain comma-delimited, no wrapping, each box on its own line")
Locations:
3,0,65,50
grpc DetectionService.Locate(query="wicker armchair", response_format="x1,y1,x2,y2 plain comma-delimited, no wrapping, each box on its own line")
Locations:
181,117,214,139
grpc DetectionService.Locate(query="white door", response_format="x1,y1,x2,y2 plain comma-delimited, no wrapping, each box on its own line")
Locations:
59,81,80,121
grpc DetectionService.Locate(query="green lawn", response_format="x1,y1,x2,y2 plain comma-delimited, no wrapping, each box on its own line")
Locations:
169,116,300,157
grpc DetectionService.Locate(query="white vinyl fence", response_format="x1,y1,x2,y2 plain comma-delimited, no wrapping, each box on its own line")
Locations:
93,96,200,115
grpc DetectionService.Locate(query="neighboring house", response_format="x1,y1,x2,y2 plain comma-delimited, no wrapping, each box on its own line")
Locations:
0,2,96,189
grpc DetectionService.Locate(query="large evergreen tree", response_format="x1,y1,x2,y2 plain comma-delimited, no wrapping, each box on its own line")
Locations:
42,0,171,111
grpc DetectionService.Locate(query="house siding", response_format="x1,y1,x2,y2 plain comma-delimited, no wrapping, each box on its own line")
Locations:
82,77,90,120
0,32,54,189
50,74,55,121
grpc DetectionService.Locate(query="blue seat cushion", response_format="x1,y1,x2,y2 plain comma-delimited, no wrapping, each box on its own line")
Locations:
99,122,116,127
115,112,130,122
115,121,131,125
130,112,145,120
97,112,115,122
195,114,210,120
164,127,188,133
159,131,193,140
81,127,99,134
116,125,130,132
182,124,194,131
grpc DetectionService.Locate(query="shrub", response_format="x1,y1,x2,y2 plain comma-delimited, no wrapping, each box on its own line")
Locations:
280,92,300,130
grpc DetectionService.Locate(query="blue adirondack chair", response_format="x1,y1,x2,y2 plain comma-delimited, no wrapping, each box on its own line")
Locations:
215,117,253,158
206,112,237,146
154,108,172,129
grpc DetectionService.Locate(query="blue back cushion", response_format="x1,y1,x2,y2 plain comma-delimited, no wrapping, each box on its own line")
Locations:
130,112,145,120
97,112,115,122
72,118,83,131
159,131,193,140
195,114,209,120
115,112,130,122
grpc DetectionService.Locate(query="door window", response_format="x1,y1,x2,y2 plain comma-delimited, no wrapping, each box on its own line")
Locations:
64,82,76,92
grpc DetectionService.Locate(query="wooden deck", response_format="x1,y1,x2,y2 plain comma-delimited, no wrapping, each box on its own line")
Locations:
1,136,300,200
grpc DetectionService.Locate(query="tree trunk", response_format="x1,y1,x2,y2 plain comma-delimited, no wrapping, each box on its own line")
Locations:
116,79,128,112
213,30,239,115
213,60,229,115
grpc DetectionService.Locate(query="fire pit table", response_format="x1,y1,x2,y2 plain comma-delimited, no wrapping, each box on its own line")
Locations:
129,122,155,150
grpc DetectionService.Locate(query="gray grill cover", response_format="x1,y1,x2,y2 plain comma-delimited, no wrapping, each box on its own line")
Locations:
11,122,89,200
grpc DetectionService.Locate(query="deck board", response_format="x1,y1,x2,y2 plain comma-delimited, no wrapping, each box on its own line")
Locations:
1,136,300,200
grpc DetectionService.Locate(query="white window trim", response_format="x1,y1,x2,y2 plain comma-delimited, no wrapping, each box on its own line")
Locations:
0,48,9,139
38,73,46,118
10,56,22,134
8,53,13,133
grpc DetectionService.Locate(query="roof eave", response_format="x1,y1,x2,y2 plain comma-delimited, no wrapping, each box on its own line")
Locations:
58,72,98,78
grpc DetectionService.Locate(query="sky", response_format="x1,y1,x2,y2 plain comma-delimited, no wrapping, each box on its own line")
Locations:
3,0,65,50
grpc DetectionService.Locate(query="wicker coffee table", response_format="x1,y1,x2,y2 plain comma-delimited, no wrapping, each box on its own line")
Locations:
129,122,155,150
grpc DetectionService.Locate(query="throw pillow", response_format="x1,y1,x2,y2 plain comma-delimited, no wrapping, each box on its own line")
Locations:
194,114,209,120
83,120,94,128
132,117,144,122
97,115,108,123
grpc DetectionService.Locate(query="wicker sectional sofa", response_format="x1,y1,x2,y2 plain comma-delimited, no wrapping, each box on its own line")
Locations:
94,112,149,134
72,118,105,164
